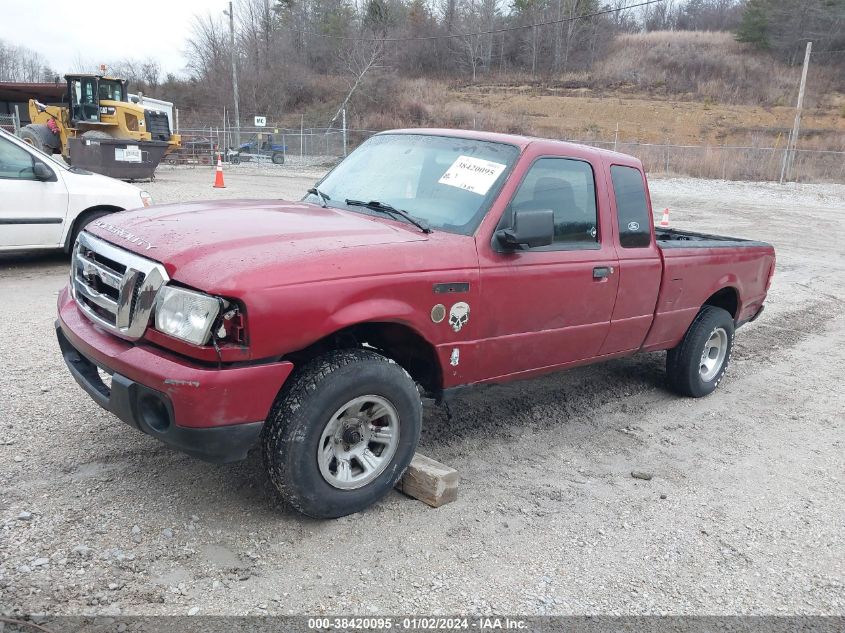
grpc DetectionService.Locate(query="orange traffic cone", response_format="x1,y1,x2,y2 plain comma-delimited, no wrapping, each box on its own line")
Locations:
213,152,225,189
659,207,670,227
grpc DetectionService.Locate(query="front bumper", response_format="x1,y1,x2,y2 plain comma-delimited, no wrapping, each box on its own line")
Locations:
56,286,294,463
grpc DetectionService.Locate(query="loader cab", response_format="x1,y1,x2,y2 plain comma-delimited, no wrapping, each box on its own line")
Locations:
65,75,128,125
67,75,99,124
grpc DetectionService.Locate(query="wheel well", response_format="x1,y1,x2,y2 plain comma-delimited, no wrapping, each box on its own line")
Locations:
285,322,443,397
64,205,123,252
703,287,739,320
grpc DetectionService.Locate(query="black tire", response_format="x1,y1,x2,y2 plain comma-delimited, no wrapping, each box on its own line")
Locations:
230,154,241,165
67,209,113,251
262,349,421,519
666,305,735,397
19,125,59,153
271,152,285,165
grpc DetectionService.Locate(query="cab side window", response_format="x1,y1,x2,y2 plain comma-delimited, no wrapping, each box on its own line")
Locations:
0,136,37,181
611,165,651,248
509,157,598,247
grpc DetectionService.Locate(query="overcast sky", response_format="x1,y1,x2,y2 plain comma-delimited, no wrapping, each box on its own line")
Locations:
0,0,224,77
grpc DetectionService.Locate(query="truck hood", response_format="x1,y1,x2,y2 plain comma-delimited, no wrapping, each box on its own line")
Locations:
85,199,433,292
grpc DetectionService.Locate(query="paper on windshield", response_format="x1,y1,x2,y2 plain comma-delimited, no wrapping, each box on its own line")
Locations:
438,155,507,195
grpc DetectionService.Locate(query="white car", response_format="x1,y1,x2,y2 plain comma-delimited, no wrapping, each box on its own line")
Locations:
0,128,153,253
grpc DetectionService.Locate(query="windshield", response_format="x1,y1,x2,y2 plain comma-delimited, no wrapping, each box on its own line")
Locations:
0,129,68,171
99,80,125,102
306,133,520,235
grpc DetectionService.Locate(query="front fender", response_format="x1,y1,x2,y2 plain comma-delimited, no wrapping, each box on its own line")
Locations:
326,298,421,333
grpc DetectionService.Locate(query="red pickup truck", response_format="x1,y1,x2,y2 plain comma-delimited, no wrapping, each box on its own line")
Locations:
56,129,775,518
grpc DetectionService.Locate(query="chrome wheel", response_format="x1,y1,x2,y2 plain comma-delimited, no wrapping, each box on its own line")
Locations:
316,395,400,490
699,327,728,381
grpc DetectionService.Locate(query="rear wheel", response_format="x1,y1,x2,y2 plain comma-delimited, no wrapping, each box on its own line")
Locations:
271,152,285,165
261,349,421,519
666,305,735,397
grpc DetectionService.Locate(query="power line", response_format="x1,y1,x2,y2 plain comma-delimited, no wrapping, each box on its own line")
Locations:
286,0,664,42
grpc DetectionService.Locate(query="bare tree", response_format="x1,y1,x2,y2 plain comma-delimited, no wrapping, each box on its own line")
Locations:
331,40,385,125
185,13,229,80
0,38,55,82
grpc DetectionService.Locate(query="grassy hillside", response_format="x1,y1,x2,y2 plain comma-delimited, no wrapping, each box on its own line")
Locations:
199,31,844,156
453,84,845,148
345,31,845,151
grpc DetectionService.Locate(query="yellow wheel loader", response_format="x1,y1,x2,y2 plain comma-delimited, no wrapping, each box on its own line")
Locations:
20,74,181,179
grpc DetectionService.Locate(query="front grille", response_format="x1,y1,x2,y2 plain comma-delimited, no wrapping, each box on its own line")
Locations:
144,111,171,142
71,232,169,340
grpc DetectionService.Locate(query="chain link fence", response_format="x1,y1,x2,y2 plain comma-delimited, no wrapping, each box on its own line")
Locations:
169,126,376,168
566,138,845,183
166,117,845,183
0,112,20,135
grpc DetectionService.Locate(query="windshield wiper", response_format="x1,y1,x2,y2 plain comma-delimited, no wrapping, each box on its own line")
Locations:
307,187,330,208
345,199,432,234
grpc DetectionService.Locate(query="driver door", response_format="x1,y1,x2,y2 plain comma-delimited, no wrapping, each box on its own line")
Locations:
475,155,620,379
69,77,100,124
0,135,68,248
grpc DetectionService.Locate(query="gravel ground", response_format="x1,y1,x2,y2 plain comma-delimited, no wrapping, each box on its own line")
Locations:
1,165,843,617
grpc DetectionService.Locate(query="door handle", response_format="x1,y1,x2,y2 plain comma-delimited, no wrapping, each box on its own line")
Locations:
593,266,612,279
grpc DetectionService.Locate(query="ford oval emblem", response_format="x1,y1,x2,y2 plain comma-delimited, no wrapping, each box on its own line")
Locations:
627,221,640,231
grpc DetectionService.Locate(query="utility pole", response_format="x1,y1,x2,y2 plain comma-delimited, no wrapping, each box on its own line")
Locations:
224,1,241,150
264,0,271,68
342,108,347,157
780,41,812,184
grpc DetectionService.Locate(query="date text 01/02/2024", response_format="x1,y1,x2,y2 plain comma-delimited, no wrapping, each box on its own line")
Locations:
306,617,528,630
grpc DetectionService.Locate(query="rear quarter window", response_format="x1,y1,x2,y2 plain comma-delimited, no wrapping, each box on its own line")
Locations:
610,165,651,248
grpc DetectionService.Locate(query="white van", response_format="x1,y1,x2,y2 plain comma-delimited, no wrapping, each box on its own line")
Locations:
0,128,153,253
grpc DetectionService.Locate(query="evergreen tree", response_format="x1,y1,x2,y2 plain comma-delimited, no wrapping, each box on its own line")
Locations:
735,0,769,49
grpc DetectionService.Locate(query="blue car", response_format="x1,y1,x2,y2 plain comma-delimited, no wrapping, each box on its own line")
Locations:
235,134,287,164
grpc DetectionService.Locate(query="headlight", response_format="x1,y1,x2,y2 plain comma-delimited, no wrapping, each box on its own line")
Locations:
140,191,153,208
155,286,221,345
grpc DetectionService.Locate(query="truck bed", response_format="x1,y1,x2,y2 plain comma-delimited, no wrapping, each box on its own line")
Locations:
642,227,775,352
655,227,770,249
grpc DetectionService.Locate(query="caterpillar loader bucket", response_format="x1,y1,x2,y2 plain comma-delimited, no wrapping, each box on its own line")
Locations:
68,137,169,181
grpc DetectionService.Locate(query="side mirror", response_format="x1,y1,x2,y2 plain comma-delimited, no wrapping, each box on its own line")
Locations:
33,162,53,181
496,208,554,249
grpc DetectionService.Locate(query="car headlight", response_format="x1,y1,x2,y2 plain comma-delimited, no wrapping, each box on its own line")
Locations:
140,191,153,208
155,286,221,345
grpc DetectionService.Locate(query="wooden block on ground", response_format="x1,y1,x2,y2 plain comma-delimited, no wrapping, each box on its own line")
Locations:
396,453,458,508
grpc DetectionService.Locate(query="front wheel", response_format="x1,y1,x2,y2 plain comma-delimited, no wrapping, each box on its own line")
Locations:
19,125,57,153
262,349,421,518
67,209,112,251
271,152,285,165
666,305,735,397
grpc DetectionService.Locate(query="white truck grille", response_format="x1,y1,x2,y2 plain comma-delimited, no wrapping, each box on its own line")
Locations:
70,231,169,340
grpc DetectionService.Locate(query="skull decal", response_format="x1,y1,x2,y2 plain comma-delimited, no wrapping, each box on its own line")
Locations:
448,302,470,332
